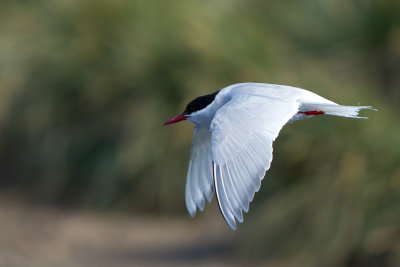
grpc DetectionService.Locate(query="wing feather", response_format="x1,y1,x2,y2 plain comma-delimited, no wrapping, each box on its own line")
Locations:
213,163,236,229
185,126,213,217
222,164,244,222
210,94,300,229
226,160,250,212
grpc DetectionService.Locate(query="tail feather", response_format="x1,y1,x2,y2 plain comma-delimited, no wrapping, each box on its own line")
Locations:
300,103,376,119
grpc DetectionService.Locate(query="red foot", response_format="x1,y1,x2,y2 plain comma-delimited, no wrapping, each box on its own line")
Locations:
298,110,325,116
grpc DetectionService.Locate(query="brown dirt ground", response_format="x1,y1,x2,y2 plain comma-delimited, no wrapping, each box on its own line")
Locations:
0,196,246,267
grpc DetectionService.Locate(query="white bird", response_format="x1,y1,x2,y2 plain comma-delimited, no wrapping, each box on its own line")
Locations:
163,83,373,230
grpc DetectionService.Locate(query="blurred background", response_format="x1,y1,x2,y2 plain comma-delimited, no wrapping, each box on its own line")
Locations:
0,0,399,266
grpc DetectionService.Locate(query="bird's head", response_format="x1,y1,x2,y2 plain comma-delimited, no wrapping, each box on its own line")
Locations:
163,91,219,126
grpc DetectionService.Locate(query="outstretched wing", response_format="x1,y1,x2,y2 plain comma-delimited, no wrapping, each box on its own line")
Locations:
185,126,214,217
210,94,300,229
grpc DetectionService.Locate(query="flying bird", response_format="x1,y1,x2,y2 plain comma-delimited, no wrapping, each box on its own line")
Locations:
164,83,373,230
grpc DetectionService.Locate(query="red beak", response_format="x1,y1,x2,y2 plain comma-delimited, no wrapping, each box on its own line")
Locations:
163,114,189,126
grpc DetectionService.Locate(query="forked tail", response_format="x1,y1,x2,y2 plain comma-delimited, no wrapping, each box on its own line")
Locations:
300,103,376,119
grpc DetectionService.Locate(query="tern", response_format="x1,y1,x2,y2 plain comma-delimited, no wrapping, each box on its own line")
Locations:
164,83,373,229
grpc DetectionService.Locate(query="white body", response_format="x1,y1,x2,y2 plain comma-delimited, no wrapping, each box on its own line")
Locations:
184,83,372,229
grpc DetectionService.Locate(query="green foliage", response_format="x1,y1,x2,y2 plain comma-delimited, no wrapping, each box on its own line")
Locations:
0,0,399,265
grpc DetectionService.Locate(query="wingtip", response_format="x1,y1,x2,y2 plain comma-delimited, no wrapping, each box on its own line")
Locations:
213,162,242,230
228,221,237,230
186,197,197,218
187,207,196,218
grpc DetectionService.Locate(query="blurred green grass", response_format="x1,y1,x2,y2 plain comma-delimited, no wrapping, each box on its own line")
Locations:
0,0,399,266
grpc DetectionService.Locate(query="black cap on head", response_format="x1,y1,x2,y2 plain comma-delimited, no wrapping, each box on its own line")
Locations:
183,91,219,115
